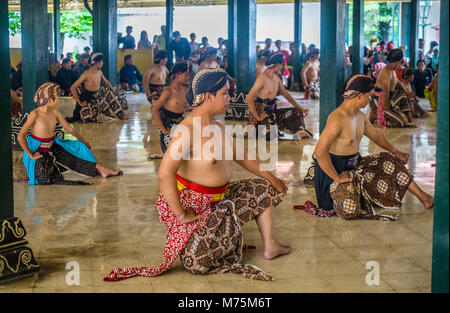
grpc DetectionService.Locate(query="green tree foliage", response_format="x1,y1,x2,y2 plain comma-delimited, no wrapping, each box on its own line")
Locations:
363,2,397,45
8,12,21,36
60,10,93,40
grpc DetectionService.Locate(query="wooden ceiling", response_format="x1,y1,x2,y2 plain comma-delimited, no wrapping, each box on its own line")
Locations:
7,0,418,12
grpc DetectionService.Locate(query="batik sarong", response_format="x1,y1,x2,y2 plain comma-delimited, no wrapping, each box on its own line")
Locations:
407,97,428,118
159,108,184,153
330,152,413,221
314,152,360,212
147,83,165,104
310,80,320,99
248,97,312,140
369,87,410,128
79,86,128,123
23,134,98,185
103,176,282,282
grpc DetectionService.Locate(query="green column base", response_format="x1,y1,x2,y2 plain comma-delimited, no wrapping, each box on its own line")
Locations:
0,217,40,283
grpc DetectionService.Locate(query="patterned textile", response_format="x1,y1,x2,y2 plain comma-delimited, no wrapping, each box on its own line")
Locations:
33,82,60,107
147,83,165,104
248,98,312,140
293,201,336,217
180,178,282,281
103,177,282,282
79,86,128,123
310,80,320,99
370,88,410,128
330,152,413,221
34,141,98,185
159,108,184,153
408,97,428,118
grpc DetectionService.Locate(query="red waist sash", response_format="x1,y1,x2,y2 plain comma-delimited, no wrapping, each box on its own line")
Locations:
30,133,55,153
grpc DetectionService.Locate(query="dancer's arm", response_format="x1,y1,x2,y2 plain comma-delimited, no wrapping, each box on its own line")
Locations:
247,76,268,121
378,72,391,110
158,128,200,224
101,74,120,97
70,74,86,106
142,67,153,98
278,79,309,116
17,111,41,160
314,113,351,183
364,116,409,162
301,62,311,87
55,110,91,149
151,88,172,134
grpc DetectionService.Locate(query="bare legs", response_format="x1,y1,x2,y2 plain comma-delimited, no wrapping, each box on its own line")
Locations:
408,180,434,209
96,163,122,178
255,207,291,260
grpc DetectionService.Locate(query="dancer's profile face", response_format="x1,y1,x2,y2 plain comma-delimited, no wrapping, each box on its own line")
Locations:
208,82,230,114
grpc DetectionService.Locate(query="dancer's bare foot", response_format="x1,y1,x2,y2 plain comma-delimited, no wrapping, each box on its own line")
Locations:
264,243,291,260
422,193,434,209
96,164,123,178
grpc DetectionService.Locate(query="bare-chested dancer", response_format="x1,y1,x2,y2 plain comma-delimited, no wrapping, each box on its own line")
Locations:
301,48,320,100
19,82,122,186
314,74,433,220
248,53,312,140
68,52,127,123
104,68,290,283
369,49,415,128
198,47,237,94
151,63,190,153
142,51,169,105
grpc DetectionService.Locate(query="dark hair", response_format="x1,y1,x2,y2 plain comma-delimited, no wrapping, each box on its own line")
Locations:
90,53,103,65
202,36,208,42
265,38,272,42
380,41,386,46
430,41,439,49
62,58,71,64
402,68,414,79
275,40,282,45
66,52,73,56
79,53,89,60
154,51,167,64
124,54,133,62
171,63,188,77
419,38,424,42
173,31,181,37
311,48,320,57
417,59,425,66
190,33,196,37
126,26,132,30
84,46,91,51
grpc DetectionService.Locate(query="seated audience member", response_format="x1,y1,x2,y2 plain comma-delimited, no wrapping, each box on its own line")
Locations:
55,58,78,96
11,89,23,118
424,67,438,112
73,54,90,78
119,55,142,92
413,59,433,98
11,62,23,92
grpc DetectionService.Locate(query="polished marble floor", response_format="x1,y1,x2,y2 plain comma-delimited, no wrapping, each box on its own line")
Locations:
4,92,436,293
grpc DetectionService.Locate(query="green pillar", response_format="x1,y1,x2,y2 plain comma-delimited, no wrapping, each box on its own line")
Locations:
0,0,14,219
431,0,449,294
345,3,349,45
293,0,302,88
227,0,237,78
409,0,419,69
352,0,364,74
54,0,61,62
93,0,118,85
236,0,256,94
20,0,49,113
166,0,174,70
320,0,346,133
401,2,411,59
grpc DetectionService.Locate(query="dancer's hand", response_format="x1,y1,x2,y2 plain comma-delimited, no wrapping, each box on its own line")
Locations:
85,141,92,149
301,108,309,117
177,209,201,224
335,172,352,184
394,149,409,162
31,152,42,160
161,127,171,135
257,112,268,121
271,177,289,196
81,101,88,107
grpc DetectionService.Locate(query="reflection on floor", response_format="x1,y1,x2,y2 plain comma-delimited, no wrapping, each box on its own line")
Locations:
5,92,436,293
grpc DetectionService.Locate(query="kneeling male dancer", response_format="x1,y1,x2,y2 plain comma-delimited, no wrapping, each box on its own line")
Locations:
314,74,433,220
18,82,122,185
105,68,290,282
142,51,169,105
247,53,312,140
151,63,190,153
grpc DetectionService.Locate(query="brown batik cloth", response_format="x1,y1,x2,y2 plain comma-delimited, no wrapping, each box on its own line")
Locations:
79,86,128,123
147,83,165,104
369,88,411,128
330,152,414,221
248,98,312,138
35,142,98,185
408,97,428,118
180,178,282,281
310,80,320,99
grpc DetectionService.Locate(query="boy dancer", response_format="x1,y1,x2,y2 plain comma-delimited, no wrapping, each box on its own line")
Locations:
142,51,169,105
18,82,122,185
